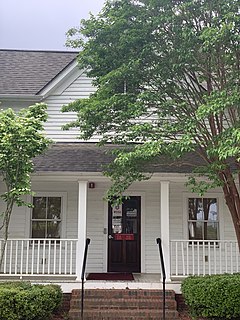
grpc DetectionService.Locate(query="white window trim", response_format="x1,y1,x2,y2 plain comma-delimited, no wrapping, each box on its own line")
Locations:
182,192,224,241
25,192,67,239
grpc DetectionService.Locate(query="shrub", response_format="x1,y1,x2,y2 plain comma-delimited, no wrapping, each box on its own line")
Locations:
0,282,63,320
182,273,240,319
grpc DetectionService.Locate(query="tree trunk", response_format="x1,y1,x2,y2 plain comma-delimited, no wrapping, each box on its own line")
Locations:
220,169,240,250
0,201,14,269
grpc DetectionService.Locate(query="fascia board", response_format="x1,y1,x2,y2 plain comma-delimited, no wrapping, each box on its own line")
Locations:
39,60,86,98
0,95,42,102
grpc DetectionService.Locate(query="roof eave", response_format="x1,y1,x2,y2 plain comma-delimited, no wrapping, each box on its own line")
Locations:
0,94,43,102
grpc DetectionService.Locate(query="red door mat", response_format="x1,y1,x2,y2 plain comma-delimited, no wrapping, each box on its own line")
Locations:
86,273,134,281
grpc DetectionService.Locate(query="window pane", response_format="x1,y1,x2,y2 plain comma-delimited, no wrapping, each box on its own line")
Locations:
32,197,46,219
188,221,203,240
188,198,203,220
47,221,61,238
205,222,218,240
32,221,46,238
47,197,61,219
203,198,217,221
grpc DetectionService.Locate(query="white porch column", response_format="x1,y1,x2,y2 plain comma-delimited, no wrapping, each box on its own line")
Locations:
160,181,171,282
76,181,88,281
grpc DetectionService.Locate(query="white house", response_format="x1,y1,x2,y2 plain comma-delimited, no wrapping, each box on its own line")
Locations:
0,49,239,293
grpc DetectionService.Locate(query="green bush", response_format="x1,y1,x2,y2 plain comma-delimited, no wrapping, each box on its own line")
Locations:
182,273,240,319
0,282,63,320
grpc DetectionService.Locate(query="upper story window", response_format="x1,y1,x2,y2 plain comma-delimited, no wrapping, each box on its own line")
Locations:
31,196,62,239
188,198,219,241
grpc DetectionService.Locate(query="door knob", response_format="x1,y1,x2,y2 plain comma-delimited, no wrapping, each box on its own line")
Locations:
108,235,113,239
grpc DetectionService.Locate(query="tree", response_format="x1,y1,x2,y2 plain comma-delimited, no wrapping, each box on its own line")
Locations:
0,103,50,267
63,0,240,246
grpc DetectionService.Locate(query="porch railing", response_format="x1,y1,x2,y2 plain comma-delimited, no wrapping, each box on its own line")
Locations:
170,240,240,277
0,239,78,276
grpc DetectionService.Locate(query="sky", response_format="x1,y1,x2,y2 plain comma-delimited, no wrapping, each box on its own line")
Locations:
0,0,106,51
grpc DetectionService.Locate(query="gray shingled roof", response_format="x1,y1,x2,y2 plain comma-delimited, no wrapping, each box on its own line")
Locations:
0,50,78,95
33,143,206,173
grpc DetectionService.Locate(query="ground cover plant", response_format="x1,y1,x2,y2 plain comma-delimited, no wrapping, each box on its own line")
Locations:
0,282,62,320
182,273,240,319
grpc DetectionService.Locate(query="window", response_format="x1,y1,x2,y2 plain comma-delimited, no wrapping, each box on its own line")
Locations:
188,198,219,241
31,196,62,239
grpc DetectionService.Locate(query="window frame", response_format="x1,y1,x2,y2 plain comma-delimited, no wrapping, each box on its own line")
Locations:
28,192,67,239
183,193,223,242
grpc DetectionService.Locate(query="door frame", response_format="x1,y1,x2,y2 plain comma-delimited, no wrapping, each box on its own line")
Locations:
103,192,146,273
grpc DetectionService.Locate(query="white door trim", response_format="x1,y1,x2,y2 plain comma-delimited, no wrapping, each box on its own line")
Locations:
103,192,146,273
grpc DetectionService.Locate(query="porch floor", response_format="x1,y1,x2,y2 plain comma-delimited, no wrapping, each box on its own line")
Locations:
0,273,182,293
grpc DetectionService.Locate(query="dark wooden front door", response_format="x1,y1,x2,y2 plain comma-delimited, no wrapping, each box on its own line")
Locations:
108,196,141,272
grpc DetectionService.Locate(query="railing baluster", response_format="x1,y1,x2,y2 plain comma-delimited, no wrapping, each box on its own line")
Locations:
208,242,211,275
181,242,185,276
26,240,29,274
230,242,233,274
37,240,40,274
197,242,200,276
175,242,178,276
225,242,228,273
203,243,205,276
20,240,24,276
48,240,51,274
219,242,222,273
42,240,46,274
53,240,57,274
59,240,62,274
9,240,13,274
192,242,194,275
15,240,19,274
70,241,73,275
213,242,216,274
65,240,67,274
31,240,35,274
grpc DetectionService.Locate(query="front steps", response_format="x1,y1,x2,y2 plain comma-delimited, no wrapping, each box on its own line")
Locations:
69,289,180,320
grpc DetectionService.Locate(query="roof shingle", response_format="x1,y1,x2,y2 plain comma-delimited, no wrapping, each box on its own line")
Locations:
0,49,78,95
33,143,206,174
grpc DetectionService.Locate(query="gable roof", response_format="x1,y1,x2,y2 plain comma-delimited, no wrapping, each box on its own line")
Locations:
0,49,78,95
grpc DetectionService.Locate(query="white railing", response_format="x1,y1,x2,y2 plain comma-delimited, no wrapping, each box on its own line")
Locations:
0,239,77,276
170,240,240,277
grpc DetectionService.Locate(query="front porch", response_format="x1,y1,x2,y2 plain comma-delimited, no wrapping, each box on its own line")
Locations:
0,238,239,293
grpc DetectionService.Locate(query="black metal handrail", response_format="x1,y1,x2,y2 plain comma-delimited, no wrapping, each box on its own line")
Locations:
156,237,166,320
81,238,91,319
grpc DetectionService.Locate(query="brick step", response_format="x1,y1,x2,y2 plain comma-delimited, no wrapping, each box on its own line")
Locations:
69,309,179,320
70,298,177,309
71,289,176,299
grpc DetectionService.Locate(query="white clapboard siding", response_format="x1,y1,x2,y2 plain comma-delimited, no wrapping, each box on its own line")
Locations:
43,72,98,142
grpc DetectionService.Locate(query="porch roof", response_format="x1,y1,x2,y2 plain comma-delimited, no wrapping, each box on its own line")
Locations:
33,142,205,173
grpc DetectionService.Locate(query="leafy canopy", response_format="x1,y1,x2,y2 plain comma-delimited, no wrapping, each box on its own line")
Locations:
64,0,240,200
0,103,50,207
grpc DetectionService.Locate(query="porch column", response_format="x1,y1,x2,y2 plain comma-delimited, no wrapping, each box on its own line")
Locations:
76,181,88,281
160,181,171,282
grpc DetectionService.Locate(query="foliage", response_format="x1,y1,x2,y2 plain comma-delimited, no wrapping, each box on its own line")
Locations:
182,274,240,319
0,103,50,266
0,282,62,320
64,0,240,243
